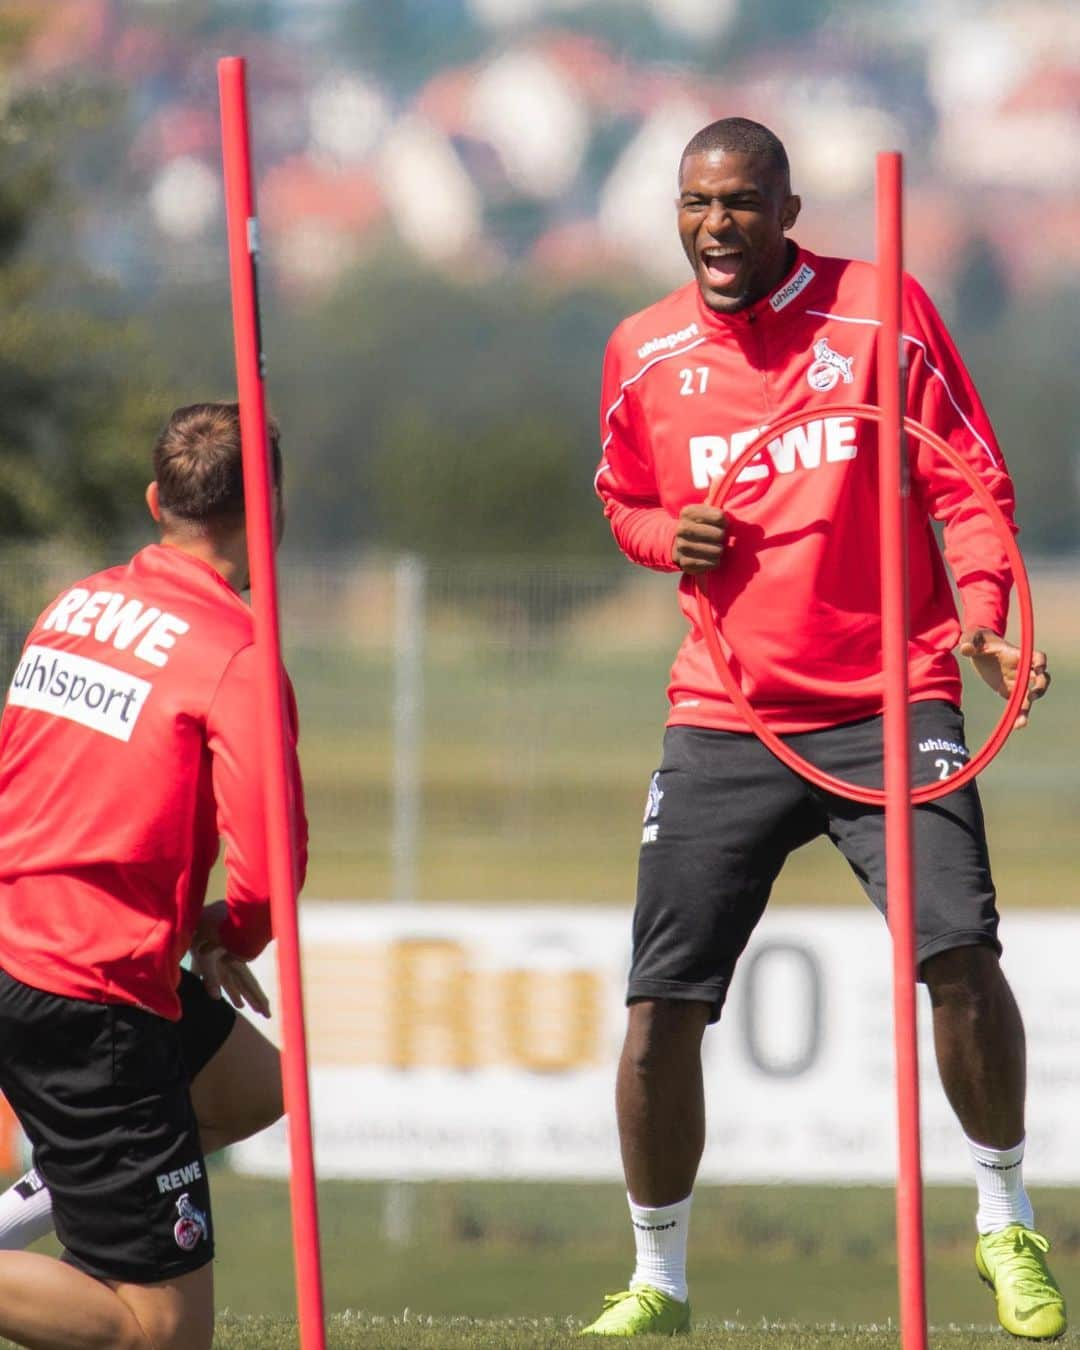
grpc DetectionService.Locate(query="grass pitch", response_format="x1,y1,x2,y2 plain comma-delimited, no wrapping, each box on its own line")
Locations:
195,1175,1080,1345
281,557,1080,906
289,643,1080,907
8,1174,1080,1345
209,1313,1080,1347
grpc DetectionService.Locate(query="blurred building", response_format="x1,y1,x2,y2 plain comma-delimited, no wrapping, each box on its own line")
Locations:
12,0,1080,295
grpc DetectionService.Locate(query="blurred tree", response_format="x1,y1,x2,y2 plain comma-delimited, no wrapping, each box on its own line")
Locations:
723,0,829,57
959,291,1080,555
0,15,172,556
373,409,607,560
142,252,635,558
334,0,481,94
285,260,631,557
954,233,1010,332
138,241,1080,562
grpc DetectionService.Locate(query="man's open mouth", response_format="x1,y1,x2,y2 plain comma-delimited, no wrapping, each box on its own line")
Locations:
700,245,743,286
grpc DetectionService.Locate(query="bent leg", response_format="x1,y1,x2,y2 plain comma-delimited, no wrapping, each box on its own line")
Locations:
0,1250,148,1350
924,944,1025,1147
190,1011,283,1154
617,998,711,1206
0,1255,211,1350
0,1002,283,1254
113,1264,214,1350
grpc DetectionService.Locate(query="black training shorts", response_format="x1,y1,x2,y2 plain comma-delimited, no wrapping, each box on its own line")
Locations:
0,969,215,1284
631,699,999,1021
177,965,237,1079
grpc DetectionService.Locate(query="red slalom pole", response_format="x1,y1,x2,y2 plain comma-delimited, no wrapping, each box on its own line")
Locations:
218,57,327,1350
877,151,928,1350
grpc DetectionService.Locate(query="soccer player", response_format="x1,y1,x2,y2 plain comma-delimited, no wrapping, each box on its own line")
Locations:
0,402,306,1349
582,119,1061,1339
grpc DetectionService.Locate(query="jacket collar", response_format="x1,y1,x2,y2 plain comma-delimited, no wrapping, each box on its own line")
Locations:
137,543,249,608
693,243,818,328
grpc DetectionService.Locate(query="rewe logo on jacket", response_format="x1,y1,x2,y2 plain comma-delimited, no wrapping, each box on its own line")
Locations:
42,589,190,668
688,415,859,489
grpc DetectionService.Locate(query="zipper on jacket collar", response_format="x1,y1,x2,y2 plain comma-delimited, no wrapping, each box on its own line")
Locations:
693,244,813,330
749,310,773,416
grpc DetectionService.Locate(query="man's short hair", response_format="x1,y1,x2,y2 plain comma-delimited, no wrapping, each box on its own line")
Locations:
153,402,281,524
681,117,790,190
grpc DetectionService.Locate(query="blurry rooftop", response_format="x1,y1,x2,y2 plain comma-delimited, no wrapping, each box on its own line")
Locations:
9,0,1078,296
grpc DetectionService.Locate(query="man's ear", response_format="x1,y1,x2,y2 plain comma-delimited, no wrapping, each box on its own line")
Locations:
146,481,162,522
782,194,802,231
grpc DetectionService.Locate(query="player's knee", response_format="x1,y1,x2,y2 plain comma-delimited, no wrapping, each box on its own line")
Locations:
624,998,709,1071
147,1314,212,1350
167,1315,213,1350
130,1297,213,1350
117,1264,213,1350
109,1309,198,1350
85,1314,151,1350
923,944,1002,1006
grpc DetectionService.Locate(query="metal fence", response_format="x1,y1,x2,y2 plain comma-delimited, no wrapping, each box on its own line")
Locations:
276,551,685,903
2,547,1078,906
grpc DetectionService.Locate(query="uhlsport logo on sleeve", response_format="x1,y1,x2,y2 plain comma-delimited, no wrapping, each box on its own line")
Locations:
7,644,152,742
641,770,664,845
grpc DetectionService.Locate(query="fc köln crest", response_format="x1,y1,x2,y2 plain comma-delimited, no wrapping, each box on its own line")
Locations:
806,338,855,392
173,1193,209,1251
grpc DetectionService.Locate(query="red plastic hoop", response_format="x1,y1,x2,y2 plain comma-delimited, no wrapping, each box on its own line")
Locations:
694,402,1034,806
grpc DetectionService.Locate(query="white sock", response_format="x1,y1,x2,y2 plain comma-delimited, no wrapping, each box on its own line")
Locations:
0,1169,54,1250
967,1135,1034,1234
628,1193,692,1303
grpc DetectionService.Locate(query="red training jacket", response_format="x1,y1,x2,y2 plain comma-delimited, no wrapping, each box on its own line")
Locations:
595,245,1016,733
0,544,307,1019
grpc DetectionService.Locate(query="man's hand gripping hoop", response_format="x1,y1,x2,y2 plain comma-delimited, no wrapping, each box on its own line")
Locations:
694,402,1034,806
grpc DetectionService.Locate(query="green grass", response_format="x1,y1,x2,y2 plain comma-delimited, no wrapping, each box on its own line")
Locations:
0,1175,1011,1345
208,1313,1080,1347
12,1173,1076,1345
14,1173,1080,1341
285,639,1080,907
